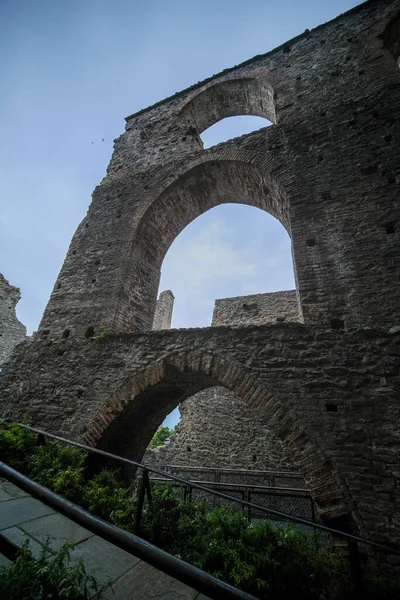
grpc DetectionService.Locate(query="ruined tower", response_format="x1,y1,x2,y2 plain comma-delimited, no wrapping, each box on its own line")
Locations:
1,0,400,546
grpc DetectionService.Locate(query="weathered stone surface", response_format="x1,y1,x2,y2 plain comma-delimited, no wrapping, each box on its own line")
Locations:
0,274,26,367
212,291,300,327
1,324,400,543
0,0,400,552
152,290,174,331
145,292,298,474
143,387,293,472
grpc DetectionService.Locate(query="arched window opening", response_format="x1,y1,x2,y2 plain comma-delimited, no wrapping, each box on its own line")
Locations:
89,351,344,523
157,204,297,329
131,159,294,333
179,77,276,146
141,384,308,519
200,116,272,149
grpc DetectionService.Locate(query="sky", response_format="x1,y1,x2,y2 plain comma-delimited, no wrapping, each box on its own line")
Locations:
0,0,358,333
1,1,363,425
0,0,364,335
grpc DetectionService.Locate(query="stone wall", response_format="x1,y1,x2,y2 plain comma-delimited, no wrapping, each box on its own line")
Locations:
152,290,174,330
1,0,400,548
212,291,300,326
0,274,26,367
145,291,299,473
143,387,293,472
34,0,400,337
1,323,400,540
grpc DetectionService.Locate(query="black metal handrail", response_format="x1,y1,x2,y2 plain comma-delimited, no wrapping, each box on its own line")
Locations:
0,461,257,600
4,419,399,558
155,463,303,477
149,477,311,494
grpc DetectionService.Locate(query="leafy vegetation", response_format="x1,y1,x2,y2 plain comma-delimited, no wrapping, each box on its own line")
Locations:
1,420,399,599
149,424,177,448
0,540,106,600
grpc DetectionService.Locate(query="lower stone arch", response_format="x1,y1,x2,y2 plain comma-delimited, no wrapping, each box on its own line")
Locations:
84,349,353,527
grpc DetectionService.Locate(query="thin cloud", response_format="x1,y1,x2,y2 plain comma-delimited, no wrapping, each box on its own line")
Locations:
159,205,295,329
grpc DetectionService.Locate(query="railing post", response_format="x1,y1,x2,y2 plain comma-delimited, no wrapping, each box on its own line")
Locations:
310,498,316,523
144,468,152,506
36,433,46,447
246,489,251,523
134,468,150,535
347,538,364,596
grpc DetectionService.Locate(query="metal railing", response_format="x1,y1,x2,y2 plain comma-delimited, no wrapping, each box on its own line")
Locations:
148,476,316,522
0,461,257,600
149,463,305,489
2,419,400,595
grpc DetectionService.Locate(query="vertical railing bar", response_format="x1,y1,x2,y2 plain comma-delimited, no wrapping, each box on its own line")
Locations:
347,538,364,595
311,498,316,523
134,467,148,535
36,433,46,447
245,489,251,523
144,468,152,506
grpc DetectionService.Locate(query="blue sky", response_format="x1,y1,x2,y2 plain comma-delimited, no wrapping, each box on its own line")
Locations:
1,0,362,341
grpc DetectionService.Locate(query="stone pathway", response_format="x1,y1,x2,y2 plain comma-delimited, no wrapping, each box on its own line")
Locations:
0,479,209,599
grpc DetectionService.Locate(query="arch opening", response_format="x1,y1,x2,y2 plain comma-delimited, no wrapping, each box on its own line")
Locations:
157,204,296,329
143,385,298,475
200,115,272,149
179,77,276,136
84,351,351,525
122,158,297,333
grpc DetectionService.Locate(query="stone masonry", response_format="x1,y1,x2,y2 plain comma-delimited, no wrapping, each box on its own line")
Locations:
152,290,175,331
143,386,293,472
1,0,400,551
0,274,26,367
212,290,300,326
144,292,297,473
1,324,400,539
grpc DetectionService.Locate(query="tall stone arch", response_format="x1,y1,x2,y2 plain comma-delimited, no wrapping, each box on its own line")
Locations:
111,157,295,333
1,0,400,549
83,349,351,525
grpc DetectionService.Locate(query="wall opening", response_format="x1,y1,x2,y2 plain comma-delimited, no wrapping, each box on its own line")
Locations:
88,350,350,523
200,116,272,149
142,384,301,478
130,158,294,333
148,406,180,448
157,204,296,328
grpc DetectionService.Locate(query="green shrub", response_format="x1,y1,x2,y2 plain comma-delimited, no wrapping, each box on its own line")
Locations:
0,539,105,600
0,420,36,473
28,443,86,504
82,469,136,530
144,500,348,599
1,421,399,599
140,484,199,550
149,425,177,449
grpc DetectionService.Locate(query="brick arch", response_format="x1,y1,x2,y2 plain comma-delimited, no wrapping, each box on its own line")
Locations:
127,144,287,240
84,349,352,526
120,156,294,332
178,77,277,135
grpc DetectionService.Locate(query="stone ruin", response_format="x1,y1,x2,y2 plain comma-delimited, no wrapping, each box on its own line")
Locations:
1,0,400,548
0,274,27,367
144,290,299,472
